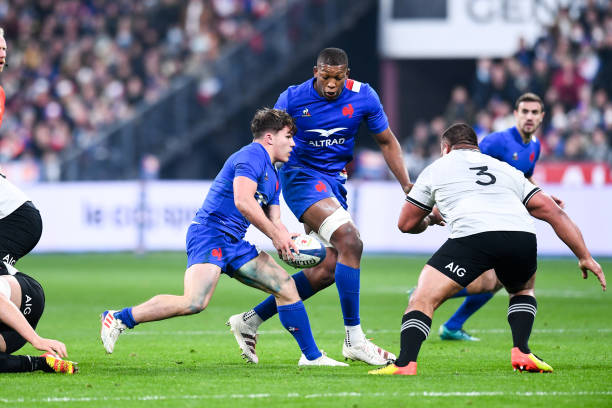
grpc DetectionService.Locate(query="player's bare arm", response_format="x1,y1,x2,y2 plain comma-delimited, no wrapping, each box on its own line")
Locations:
527,175,565,208
266,204,300,255
233,176,296,260
265,204,298,239
0,283,68,357
398,201,435,234
373,127,412,193
526,191,606,290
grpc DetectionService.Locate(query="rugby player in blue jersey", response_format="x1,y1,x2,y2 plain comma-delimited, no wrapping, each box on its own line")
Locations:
439,93,565,342
229,48,413,365
100,108,347,366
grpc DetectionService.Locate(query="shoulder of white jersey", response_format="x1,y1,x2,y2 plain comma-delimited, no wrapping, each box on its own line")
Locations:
345,79,363,93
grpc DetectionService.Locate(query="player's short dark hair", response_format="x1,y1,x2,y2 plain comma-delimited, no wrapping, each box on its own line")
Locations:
515,92,544,111
441,123,478,148
251,108,296,139
316,48,348,67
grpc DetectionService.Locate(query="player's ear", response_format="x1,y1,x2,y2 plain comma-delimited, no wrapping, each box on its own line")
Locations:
441,141,450,155
346,68,350,78
264,132,274,146
313,66,318,77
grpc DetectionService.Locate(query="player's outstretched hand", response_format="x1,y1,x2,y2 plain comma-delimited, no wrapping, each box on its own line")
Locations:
551,195,565,209
579,257,606,291
428,207,446,226
273,229,299,262
31,337,68,358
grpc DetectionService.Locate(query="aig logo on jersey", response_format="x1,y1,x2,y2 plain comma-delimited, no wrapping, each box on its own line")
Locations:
445,262,466,277
23,294,33,315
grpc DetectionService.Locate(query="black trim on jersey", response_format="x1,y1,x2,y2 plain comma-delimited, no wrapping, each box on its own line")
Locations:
406,195,433,212
522,187,541,206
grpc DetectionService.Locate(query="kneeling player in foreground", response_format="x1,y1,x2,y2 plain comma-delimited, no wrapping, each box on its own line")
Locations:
100,108,346,366
370,123,606,376
0,263,77,374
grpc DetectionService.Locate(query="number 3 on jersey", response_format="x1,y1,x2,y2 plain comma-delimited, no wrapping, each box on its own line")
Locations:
469,166,496,186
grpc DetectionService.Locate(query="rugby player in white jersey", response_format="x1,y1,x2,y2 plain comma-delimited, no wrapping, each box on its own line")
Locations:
0,168,77,373
0,27,76,374
369,123,606,376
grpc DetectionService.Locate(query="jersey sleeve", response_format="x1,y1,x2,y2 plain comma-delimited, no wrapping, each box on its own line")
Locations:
479,133,503,160
406,164,434,212
520,177,541,206
234,150,263,183
364,85,389,135
274,89,289,111
270,178,281,206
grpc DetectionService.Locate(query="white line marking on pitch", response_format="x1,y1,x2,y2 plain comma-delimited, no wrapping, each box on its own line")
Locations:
2,391,611,403
124,327,612,336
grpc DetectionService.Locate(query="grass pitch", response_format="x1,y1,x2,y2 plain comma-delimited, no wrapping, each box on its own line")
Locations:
2,253,611,407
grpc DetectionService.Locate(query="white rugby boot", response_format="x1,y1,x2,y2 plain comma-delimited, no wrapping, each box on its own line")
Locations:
100,310,127,354
226,312,260,363
298,350,348,366
342,337,396,365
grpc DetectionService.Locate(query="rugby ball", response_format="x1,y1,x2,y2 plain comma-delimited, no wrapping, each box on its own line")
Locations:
283,234,326,268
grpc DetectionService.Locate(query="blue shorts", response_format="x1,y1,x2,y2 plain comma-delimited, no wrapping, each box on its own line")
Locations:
280,165,348,221
186,223,259,277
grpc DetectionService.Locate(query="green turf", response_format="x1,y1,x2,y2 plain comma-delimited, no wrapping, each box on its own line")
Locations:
2,253,611,407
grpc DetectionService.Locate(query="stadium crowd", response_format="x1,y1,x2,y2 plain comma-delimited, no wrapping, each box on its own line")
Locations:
0,0,281,180
358,1,612,179
0,1,610,182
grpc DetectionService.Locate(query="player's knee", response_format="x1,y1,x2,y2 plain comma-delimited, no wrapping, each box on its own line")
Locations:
332,226,362,257
303,254,336,290
275,275,300,303
409,288,441,313
185,296,209,315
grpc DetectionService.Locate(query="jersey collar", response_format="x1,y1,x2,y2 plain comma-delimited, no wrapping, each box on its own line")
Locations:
511,126,530,146
252,141,274,165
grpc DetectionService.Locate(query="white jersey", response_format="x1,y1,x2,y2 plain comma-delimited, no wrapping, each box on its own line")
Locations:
0,173,29,219
407,149,540,238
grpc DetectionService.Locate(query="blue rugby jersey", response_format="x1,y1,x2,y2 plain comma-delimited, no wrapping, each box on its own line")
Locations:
275,78,389,175
193,142,280,239
479,126,541,178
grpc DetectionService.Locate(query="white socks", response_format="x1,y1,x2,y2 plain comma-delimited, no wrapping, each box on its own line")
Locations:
243,309,263,328
345,324,365,347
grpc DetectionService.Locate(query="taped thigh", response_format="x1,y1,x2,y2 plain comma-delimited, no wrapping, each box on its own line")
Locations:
317,207,353,246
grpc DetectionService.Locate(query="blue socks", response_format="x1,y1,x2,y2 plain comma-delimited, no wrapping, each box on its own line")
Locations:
334,263,360,326
252,263,361,329
451,288,468,298
278,301,321,360
444,293,494,331
114,307,137,329
254,271,314,321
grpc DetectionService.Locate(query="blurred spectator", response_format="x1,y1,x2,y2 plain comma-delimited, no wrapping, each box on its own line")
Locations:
444,85,475,124
0,0,283,180
354,0,612,179
585,127,610,162
551,58,586,108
